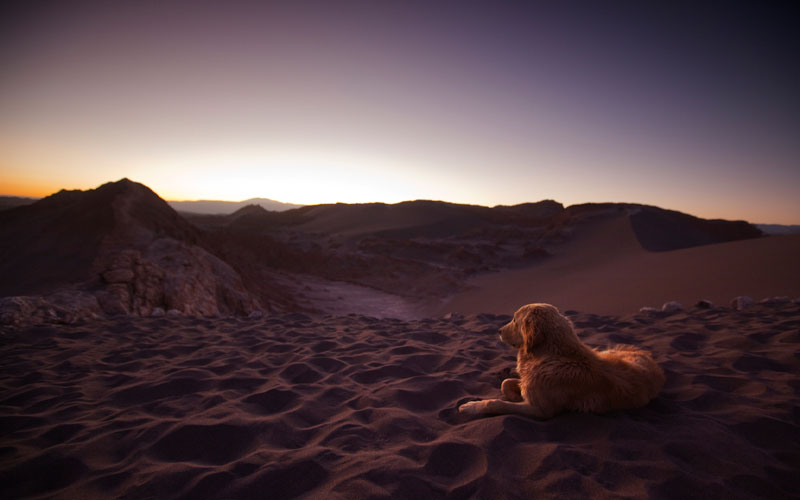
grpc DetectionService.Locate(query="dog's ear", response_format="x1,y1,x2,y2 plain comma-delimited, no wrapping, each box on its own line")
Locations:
519,306,542,354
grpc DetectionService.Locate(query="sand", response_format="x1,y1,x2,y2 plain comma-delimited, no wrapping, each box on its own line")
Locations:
1,302,798,499
433,215,800,317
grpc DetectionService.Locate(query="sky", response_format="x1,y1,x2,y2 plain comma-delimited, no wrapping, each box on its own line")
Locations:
1,1,798,223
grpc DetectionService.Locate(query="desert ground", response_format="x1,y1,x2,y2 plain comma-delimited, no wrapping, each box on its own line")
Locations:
1,180,799,499
1,302,798,499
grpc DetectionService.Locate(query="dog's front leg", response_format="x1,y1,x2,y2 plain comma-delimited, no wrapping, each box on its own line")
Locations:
501,378,523,401
459,398,545,418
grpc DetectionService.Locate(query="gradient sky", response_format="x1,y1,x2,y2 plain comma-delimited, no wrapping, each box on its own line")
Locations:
1,1,798,223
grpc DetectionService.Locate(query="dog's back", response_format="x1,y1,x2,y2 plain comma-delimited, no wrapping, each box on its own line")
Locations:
593,346,665,411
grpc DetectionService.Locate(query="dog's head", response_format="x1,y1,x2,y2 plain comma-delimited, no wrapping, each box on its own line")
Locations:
499,303,576,354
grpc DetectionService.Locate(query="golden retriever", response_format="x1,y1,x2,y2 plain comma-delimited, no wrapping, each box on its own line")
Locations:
459,303,664,419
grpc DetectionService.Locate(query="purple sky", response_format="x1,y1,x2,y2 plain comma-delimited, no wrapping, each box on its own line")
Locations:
1,1,798,223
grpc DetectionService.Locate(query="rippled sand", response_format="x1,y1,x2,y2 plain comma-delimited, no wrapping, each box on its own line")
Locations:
1,303,798,499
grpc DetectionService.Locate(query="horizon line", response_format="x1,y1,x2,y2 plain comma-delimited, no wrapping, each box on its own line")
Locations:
2,189,798,227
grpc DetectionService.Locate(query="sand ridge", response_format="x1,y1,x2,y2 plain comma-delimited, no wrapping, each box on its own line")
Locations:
1,303,798,499
435,214,800,317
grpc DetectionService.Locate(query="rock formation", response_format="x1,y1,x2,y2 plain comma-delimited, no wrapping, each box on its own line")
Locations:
0,179,261,323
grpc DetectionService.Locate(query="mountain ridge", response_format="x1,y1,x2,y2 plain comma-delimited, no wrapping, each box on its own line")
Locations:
168,197,301,214
0,178,771,322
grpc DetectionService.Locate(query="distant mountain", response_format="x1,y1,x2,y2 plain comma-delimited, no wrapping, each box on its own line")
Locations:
757,224,800,235
0,195,38,211
168,197,301,214
245,199,761,250
494,200,565,218
185,197,764,305
235,199,565,239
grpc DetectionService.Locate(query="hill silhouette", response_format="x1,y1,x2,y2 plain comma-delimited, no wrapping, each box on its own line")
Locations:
168,197,300,215
0,178,772,322
187,194,765,315
0,179,260,321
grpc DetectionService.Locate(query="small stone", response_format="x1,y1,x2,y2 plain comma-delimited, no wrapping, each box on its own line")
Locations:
661,301,684,313
694,299,714,309
151,307,165,317
167,308,181,317
638,307,660,314
248,310,264,319
730,296,754,311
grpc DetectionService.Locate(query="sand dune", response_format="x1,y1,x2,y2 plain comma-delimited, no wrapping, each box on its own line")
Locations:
1,302,798,499
434,214,800,317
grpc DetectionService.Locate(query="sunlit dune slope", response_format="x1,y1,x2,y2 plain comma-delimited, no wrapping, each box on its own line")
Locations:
435,213,799,316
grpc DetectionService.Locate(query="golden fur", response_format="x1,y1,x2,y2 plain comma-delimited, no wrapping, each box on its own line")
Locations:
459,303,665,419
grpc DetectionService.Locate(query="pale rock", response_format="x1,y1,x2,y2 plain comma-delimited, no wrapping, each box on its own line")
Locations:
167,308,181,317
661,301,684,313
638,307,660,314
93,237,260,317
151,307,165,317
730,296,755,310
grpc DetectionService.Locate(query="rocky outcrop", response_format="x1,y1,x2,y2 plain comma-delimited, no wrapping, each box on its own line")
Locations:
661,301,684,314
0,179,264,322
0,292,101,326
95,240,258,316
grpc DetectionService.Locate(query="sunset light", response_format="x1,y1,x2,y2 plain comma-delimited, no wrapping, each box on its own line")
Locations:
1,1,797,222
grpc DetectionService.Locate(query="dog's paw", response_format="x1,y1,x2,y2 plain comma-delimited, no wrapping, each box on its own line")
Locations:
458,400,484,415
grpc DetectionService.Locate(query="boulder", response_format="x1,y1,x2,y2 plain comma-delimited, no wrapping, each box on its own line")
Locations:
661,301,684,314
730,296,755,311
91,238,262,317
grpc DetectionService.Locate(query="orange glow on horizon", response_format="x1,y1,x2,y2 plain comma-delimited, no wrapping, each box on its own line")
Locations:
0,167,106,198
0,176,63,198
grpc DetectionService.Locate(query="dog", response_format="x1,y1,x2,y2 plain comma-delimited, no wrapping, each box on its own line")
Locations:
459,303,664,419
